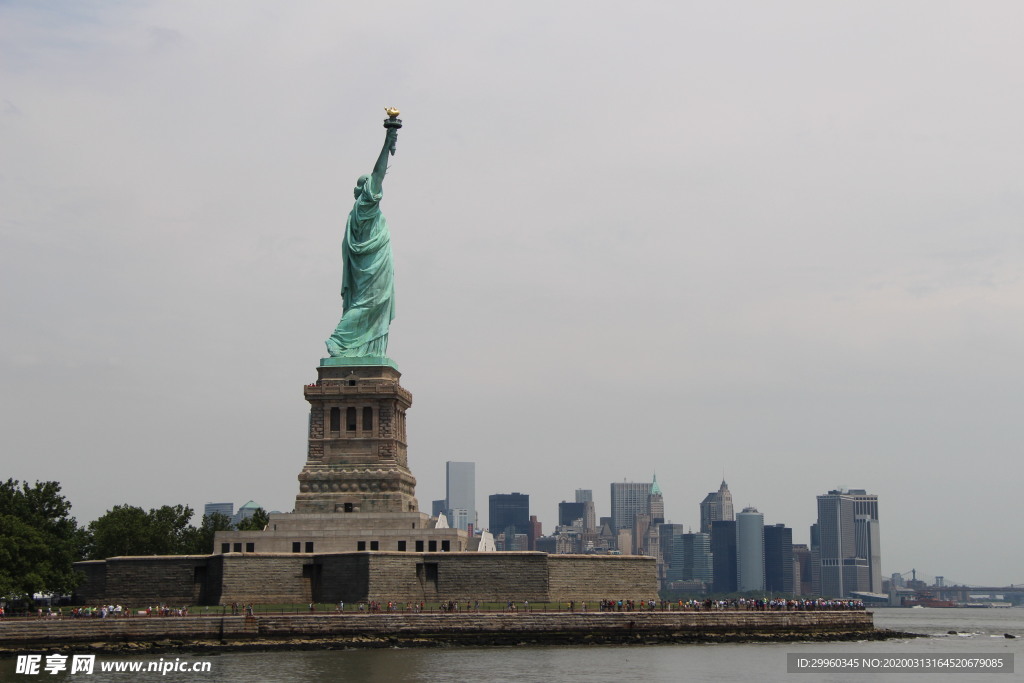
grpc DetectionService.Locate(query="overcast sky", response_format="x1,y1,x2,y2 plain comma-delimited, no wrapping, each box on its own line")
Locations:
3,2,1022,586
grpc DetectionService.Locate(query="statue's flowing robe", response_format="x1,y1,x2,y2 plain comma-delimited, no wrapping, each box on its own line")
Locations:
325,181,395,357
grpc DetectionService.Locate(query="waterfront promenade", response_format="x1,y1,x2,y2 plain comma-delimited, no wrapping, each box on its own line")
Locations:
0,610,882,653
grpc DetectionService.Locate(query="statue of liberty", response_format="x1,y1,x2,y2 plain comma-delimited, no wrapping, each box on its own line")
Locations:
325,110,402,359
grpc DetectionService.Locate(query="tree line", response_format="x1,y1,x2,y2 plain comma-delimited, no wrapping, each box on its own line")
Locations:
0,478,268,601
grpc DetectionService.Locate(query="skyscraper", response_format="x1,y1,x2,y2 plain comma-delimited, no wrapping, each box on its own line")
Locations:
232,500,262,527
816,489,880,597
574,488,597,531
489,492,529,541
792,543,812,596
610,478,664,555
809,523,821,595
736,507,764,592
659,528,684,581
204,502,234,519
610,481,653,531
447,508,469,530
558,501,587,527
528,515,542,551
445,461,476,531
711,520,737,593
700,480,735,534
648,474,665,524
669,532,713,584
849,491,882,593
764,523,794,594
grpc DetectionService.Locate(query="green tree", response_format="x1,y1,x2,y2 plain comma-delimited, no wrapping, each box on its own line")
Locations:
147,504,195,554
181,512,235,554
87,504,196,559
87,505,148,558
0,479,85,599
235,507,269,531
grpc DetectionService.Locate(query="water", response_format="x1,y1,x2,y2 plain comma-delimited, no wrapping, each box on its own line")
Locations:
3,608,1021,682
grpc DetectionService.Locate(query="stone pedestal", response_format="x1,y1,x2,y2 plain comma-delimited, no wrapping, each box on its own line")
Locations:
295,359,418,514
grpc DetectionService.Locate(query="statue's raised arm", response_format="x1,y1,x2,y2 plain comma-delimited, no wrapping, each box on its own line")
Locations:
370,108,401,193
370,128,398,192
324,109,403,361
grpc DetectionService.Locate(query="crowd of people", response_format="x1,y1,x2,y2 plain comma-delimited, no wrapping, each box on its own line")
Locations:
7,597,864,619
598,598,865,611
335,598,865,613
36,605,194,618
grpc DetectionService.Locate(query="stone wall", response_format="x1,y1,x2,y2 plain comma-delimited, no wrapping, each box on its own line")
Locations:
0,611,878,652
0,615,256,650
73,561,107,603
255,610,877,640
316,554,371,603
203,555,224,605
79,556,209,606
363,553,428,602
307,405,324,459
75,551,657,606
219,555,314,604
547,554,657,600
432,553,551,602
314,553,555,603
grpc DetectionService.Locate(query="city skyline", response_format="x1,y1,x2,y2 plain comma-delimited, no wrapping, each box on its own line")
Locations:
3,2,1023,587
469,472,898,598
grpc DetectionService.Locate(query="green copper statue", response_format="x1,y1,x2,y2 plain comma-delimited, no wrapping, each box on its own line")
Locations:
325,110,402,359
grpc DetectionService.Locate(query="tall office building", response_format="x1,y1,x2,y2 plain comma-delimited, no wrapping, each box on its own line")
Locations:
736,507,765,592
764,524,795,594
658,523,685,577
610,481,653,531
611,478,664,555
809,523,821,595
489,492,529,540
528,515,542,551
849,491,882,593
700,480,735,534
445,461,476,531
711,520,737,593
447,508,469,530
204,502,234,519
611,478,664,531
572,492,595,531
792,543,812,596
669,532,713,584
648,475,665,524
816,489,880,597
572,488,597,531
231,500,262,527
558,501,587,527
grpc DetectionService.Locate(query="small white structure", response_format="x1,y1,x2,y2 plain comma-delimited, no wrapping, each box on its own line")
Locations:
477,530,496,552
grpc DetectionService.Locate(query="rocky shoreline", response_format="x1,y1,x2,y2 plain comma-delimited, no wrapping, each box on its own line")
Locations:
0,611,908,655
2,630,917,657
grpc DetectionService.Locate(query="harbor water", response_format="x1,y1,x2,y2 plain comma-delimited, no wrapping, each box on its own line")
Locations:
3,607,1021,682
